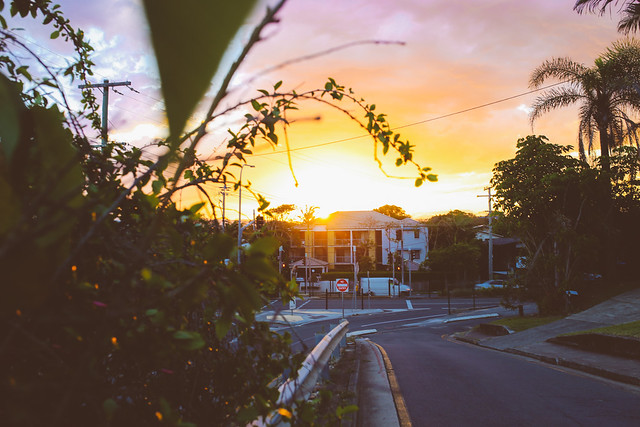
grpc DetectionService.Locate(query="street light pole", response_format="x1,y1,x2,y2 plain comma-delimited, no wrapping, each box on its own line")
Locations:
237,164,254,264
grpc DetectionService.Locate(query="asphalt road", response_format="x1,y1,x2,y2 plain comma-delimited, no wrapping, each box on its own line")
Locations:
268,295,502,312
275,298,505,354
275,303,640,426
373,322,640,426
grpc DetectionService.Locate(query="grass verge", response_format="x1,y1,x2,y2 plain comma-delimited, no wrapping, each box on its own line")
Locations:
490,315,563,332
562,320,640,339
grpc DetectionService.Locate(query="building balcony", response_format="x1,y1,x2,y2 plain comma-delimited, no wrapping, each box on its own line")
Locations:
335,255,354,264
334,238,352,246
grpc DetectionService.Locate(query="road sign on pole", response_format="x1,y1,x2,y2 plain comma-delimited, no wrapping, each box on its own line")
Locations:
336,278,349,319
336,278,349,293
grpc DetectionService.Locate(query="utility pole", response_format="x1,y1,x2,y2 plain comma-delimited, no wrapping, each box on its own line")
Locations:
221,177,227,231
237,164,254,264
78,79,131,145
401,224,405,287
477,186,494,280
352,245,357,310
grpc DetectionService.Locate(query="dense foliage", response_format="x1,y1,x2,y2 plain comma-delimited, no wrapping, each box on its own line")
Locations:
425,210,483,251
373,204,411,220
492,135,640,314
1,1,434,425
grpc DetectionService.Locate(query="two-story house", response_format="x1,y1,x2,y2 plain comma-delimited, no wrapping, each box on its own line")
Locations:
290,211,428,277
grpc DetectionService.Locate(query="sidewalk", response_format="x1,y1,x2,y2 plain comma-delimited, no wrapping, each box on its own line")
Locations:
460,288,640,387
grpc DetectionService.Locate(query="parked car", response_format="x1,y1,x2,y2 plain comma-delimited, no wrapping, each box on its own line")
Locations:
474,280,505,290
360,277,411,296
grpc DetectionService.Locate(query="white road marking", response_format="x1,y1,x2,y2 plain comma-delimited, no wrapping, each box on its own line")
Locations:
362,313,446,327
347,329,378,337
297,299,312,309
406,300,414,310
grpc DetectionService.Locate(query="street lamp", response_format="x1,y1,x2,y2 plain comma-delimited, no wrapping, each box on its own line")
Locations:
237,164,255,264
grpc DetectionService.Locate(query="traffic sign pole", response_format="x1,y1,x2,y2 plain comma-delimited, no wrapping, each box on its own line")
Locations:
336,278,349,319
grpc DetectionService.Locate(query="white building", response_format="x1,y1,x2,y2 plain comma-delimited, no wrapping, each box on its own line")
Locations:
290,210,428,272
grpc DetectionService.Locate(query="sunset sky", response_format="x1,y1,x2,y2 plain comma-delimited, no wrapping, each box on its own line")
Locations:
10,0,624,219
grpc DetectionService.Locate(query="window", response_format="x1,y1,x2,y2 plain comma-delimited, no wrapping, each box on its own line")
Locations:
396,229,402,240
314,231,327,246
414,229,420,239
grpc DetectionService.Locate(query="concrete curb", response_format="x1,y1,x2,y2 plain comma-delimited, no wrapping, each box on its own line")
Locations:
453,334,640,388
371,341,412,427
503,347,640,387
443,313,499,324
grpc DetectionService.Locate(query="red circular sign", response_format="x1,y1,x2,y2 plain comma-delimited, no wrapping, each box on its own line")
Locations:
336,279,349,292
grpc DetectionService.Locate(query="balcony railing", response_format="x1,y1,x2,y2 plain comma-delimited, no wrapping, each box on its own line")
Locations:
335,255,354,264
334,238,351,246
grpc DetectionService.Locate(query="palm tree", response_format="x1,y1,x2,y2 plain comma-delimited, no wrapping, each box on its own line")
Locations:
574,1,640,34
529,39,640,171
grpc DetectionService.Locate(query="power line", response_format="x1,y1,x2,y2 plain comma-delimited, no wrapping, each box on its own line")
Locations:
251,81,566,157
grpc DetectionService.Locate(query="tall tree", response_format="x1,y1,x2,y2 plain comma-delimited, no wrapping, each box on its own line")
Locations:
492,135,605,314
374,204,410,220
426,210,481,251
529,39,640,171
574,0,640,34
266,203,296,222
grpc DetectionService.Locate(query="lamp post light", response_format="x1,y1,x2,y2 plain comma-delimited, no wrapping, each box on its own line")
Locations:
237,164,255,264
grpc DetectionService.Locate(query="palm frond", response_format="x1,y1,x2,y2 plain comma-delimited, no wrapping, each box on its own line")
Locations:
529,57,588,89
619,2,640,34
529,87,584,124
574,0,622,16
578,103,599,155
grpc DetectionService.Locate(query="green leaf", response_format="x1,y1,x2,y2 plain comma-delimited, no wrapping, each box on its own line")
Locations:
0,74,21,162
395,158,403,166
173,330,205,350
143,0,257,140
102,398,118,421
427,174,438,182
50,30,59,39
151,179,164,195
251,99,262,111
274,80,282,90
215,318,231,340
415,178,423,187
189,201,205,214
336,404,358,418
247,236,278,256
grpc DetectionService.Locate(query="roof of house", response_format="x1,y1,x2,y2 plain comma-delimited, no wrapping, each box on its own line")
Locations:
290,257,329,267
315,211,423,230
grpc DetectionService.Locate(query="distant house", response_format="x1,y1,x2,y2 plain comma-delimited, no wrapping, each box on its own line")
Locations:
474,225,524,278
290,211,428,275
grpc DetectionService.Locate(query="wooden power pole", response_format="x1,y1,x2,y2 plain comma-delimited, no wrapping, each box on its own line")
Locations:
78,79,131,145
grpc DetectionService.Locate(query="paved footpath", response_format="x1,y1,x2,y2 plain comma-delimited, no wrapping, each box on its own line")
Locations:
467,288,640,386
